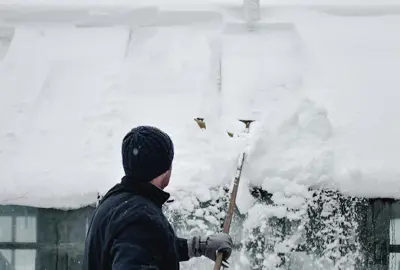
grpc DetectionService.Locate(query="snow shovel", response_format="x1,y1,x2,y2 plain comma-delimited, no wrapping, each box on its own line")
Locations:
214,120,253,270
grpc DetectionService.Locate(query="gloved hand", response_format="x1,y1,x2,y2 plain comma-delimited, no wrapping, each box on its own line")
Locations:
188,233,233,267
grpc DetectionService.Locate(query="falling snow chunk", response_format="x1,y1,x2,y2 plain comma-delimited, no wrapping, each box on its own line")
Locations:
186,219,200,227
204,215,219,226
195,188,212,203
193,209,204,217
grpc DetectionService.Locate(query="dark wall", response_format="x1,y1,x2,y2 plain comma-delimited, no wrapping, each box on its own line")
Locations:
357,199,393,270
1,194,399,270
37,206,95,270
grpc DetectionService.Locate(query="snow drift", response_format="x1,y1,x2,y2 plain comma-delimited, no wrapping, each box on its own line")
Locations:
0,4,400,209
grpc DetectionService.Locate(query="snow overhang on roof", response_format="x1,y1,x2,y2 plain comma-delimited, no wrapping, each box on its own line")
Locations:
1,3,400,209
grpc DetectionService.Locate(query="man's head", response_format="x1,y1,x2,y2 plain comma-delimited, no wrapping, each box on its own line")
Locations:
121,126,174,189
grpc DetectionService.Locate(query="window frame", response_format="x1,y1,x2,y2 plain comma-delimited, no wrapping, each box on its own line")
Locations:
0,205,38,269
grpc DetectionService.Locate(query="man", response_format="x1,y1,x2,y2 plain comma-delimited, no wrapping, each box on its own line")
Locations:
83,126,233,270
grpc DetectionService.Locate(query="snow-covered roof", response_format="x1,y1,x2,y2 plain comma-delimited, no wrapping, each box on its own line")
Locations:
1,3,400,209
2,0,400,7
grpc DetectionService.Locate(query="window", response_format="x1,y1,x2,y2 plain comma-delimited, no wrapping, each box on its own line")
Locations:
0,206,37,270
0,205,95,270
16,216,37,243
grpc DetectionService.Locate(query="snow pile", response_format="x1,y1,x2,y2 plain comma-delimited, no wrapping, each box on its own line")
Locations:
0,27,130,207
220,22,303,121
0,26,246,208
232,100,335,269
226,9,400,200
243,99,333,191
284,10,400,198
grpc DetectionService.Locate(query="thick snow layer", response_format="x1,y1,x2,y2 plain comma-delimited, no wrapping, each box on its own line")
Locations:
271,10,400,199
0,25,246,208
218,10,400,201
0,27,130,207
295,12,400,198
1,4,400,208
239,11,400,204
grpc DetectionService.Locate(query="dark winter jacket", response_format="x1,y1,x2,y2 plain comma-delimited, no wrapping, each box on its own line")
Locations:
83,176,190,270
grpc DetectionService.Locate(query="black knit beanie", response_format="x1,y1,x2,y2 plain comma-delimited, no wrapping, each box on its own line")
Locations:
121,126,174,182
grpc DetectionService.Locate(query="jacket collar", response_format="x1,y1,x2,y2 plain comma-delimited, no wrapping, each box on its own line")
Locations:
99,176,171,208
120,176,171,208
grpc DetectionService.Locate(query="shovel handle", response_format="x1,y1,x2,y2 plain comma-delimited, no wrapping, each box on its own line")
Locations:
214,252,224,270
213,120,253,270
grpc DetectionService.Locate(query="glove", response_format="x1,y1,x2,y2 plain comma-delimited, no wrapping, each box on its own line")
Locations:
188,233,233,267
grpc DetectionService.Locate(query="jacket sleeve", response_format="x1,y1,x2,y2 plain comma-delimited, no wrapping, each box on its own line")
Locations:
176,237,190,262
110,213,165,270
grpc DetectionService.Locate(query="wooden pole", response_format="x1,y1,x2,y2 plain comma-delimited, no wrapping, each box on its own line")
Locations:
214,120,253,270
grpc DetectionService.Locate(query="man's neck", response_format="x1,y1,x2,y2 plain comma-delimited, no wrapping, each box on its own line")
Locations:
150,180,163,190
120,176,170,207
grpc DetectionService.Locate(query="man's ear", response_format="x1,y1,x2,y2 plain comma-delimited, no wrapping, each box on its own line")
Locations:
161,170,171,189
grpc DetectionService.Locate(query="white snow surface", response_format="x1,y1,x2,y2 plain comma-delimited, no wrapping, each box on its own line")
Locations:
1,2,400,208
